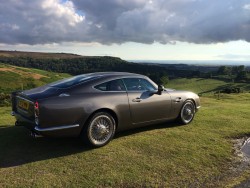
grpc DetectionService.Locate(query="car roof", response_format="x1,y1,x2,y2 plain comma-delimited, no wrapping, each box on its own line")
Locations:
80,72,144,79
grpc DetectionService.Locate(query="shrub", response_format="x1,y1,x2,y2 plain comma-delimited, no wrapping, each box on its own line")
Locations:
220,87,242,94
0,93,11,107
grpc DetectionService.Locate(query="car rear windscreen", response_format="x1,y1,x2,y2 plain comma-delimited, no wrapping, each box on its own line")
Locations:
49,75,99,89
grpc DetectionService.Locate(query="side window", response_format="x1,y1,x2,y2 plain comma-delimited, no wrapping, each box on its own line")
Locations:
140,79,156,91
123,78,156,91
94,79,126,91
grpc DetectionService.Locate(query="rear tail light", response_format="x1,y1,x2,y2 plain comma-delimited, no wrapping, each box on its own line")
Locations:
34,101,39,115
34,101,39,125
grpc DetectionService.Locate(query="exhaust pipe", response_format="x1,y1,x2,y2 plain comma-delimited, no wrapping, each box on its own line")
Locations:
30,131,43,138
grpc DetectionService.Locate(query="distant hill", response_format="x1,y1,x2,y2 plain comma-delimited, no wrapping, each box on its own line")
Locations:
0,50,82,59
0,50,191,83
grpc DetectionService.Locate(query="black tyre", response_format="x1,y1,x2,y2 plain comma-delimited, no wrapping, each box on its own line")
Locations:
178,100,195,125
82,112,116,147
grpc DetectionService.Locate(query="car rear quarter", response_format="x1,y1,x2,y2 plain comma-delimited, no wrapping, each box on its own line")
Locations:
11,73,135,137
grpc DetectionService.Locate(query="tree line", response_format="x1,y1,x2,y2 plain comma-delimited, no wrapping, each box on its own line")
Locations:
0,56,201,83
217,65,249,82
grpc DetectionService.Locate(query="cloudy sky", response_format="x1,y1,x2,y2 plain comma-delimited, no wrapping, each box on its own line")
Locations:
1,0,250,62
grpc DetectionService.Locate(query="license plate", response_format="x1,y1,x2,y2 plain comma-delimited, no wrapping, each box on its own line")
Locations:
18,100,29,110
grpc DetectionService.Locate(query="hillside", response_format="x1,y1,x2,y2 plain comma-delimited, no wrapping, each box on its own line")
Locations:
0,50,82,59
1,61,249,106
0,63,70,92
0,50,202,82
0,63,70,106
0,60,250,186
166,78,250,95
1,91,250,187
0,51,249,106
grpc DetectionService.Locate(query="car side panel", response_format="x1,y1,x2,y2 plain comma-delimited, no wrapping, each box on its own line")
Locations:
127,91,172,125
37,92,131,136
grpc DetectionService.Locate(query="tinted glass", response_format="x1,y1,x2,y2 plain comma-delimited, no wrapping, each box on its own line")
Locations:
50,75,99,89
123,78,156,91
94,79,126,91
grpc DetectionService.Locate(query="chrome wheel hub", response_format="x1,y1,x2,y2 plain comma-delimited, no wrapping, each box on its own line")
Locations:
185,108,192,116
96,124,109,135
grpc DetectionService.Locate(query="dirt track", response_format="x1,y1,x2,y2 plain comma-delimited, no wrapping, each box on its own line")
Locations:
0,67,48,80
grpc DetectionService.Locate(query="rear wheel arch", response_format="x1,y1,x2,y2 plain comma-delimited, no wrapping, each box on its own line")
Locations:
82,108,118,129
92,108,118,127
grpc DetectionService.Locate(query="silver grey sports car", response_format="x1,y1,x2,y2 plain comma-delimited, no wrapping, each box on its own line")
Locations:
11,72,200,147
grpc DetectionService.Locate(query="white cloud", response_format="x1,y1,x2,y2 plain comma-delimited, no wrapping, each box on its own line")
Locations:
42,0,84,26
0,0,88,44
0,0,250,45
243,4,250,10
0,23,19,31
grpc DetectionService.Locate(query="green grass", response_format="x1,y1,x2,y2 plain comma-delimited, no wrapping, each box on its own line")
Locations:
167,78,250,96
0,64,250,187
0,63,70,92
0,93,250,187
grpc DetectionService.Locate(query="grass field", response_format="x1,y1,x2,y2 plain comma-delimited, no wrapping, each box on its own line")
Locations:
0,63,70,93
0,63,250,187
0,93,250,187
167,78,250,96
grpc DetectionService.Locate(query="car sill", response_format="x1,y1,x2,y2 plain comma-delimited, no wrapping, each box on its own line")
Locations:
35,124,80,132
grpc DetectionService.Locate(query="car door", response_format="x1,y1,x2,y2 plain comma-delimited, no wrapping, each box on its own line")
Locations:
123,78,172,125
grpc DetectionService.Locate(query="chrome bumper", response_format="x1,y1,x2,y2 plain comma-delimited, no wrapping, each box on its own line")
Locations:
196,106,201,112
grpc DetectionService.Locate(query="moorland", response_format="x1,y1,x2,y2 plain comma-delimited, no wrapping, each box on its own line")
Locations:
0,50,249,187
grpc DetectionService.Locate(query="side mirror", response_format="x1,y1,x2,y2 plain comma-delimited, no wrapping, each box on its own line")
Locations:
157,85,164,95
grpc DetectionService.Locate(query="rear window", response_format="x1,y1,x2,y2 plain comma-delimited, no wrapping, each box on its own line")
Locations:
49,75,99,89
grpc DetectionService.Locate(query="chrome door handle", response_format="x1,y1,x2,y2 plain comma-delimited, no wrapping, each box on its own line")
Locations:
175,97,182,102
132,98,142,102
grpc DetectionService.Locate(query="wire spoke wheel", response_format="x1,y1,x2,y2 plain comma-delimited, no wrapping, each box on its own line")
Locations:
179,100,195,124
86,112,116,147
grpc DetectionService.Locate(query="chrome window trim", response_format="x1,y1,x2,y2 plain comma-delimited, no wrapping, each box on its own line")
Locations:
35,124,80,132
92,76,156,92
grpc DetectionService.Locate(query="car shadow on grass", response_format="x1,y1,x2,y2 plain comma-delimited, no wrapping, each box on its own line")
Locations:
115,121,183,139
0,121,183,168
0,126,90,168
